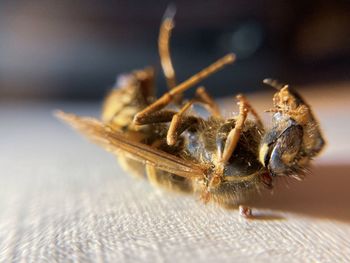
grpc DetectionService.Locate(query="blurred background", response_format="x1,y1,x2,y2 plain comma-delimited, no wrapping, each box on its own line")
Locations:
0,0,349,101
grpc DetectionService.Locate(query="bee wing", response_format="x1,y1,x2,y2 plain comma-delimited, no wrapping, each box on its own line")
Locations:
56,111,205,179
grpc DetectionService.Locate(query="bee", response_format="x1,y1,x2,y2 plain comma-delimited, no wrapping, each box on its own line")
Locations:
56,14,325,217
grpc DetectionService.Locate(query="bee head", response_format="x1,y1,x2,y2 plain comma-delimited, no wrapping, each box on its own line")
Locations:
259,80,325,177
259,114,304,177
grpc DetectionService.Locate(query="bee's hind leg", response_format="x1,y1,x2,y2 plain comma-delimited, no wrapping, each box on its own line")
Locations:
133,54,235,125
159,9,177,91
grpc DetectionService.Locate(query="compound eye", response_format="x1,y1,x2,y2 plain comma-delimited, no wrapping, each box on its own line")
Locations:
259,125,303,175
268,125,303,176
268,142,287,175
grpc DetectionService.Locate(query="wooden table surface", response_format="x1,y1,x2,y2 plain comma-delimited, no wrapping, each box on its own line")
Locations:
0,82,349,262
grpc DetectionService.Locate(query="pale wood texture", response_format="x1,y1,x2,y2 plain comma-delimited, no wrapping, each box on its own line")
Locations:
0,83,349,262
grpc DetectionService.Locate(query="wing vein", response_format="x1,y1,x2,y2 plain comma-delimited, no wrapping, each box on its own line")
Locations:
56,111,205,179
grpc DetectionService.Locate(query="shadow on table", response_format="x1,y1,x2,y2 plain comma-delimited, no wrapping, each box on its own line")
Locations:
252,164,350,223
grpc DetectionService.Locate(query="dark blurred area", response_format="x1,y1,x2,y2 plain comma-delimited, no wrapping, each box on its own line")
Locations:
0,0,349,101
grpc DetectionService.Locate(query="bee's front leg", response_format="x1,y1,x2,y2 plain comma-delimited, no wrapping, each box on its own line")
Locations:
219,94,264,164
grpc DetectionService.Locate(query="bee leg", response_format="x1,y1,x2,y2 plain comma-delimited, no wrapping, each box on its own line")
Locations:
195,87,221,117
238,94,264,130
220,94,262,164
136,86,221,146
166,99,199,145
133,67,156,101
239,205,252,218
132,110,176,125
158,8,187,106
133,53,235,125
159,9,177,91
167,87,221,145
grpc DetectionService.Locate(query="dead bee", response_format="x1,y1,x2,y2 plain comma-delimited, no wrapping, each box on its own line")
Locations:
56,14,325,217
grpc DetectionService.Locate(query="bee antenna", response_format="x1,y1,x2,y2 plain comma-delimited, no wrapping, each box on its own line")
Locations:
163,3,177,22
263,78,285,90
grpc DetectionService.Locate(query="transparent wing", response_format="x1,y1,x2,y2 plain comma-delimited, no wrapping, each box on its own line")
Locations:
56,111,205,179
